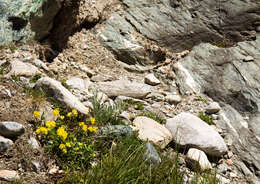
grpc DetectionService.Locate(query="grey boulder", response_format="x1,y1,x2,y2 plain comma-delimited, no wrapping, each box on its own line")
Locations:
166,112,227,156
0,121,25,138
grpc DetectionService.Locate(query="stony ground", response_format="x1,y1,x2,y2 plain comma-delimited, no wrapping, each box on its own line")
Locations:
0,26,254,183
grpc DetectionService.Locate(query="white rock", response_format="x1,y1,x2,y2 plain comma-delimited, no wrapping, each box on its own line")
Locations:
216,174,230,184
66,77,92,91
0,121,25,138
133,116,172,149
96,79,151,99
28,137,40,149
206,102,221,114
36,77,89,114
79,65,95,77
144,73,160,86
0,136,13,153
5,59,40,78
165,94,182,104
243,56,254,62
0,170,20,181
166,112,228,156
32,59,49,71
186,148,212,171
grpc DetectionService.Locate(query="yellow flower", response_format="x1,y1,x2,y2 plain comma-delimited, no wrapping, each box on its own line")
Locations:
52,108,59,116
60,115,65,120
74,147,79,151
33,111,41,118
93,126,98,133
72,109,78,116
45,121,51,128
67,112,72,118
78,122,85,127
35,128,41,134
62,149,67,153
39,127,48,135
88,126,94,132
59,144,66,150
57,127,68,140
50,121,56,128
78,142,83,147
65,142,71,147
82,125,88,132
90,117,95,125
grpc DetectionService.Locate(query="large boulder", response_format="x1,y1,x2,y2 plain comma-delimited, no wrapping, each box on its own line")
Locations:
0,0,62,45
99,0,260,64
133,116,172,149
95,79,152,99
166,112,227,156
36,77,89,114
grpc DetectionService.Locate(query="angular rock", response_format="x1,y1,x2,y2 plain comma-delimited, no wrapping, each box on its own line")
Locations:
79,65,95,77
66,77,92,91
27,137,40,150
96,79,151,99
0,136,13,153
243,56,254,62
0,121,25,138
144,73,160,86
205,102,221,114
165,94,182,104
32,59,49,71
0,0,61,45
0,170,20,181
97,125,133,137
36,77,89,114
5,59,40,78
144,142,161,165
186,148,212,171
133,116,172,149
166,112,227,156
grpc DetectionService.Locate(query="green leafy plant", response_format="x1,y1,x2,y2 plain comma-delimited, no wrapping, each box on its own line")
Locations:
198,112,214,125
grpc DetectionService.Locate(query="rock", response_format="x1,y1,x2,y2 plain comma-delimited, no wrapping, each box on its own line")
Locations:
144,73,160,86
97,125,133,137
0,0,62,45
79,65,95,77
0,121,25,138
205,102,221,114
5,59,40,78
237,161,253,177
186,148,212,171
243,56,254,62
119,111,131,122
36,77,89,114
165,94,182,104
91,74,114,82
166,112,227,156
216,174,230,184
217,163,229,174
66,77,92,91
27,137,40,149
99,0,259,66
32,59,49,71
31,161,41,173
0,136,13,153
0,170,20,181
133,116,172,149
144,142,161,165
96,79,151,99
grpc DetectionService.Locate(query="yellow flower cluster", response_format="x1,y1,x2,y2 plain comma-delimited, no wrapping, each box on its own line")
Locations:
79,122,88,132
88,126,98,133
45,121,56,128
57,127,68,140
90,117,95,125
35,127,48,135
72,109,78,116
59,142,72,154
33,111,41,118
52,109,60,116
